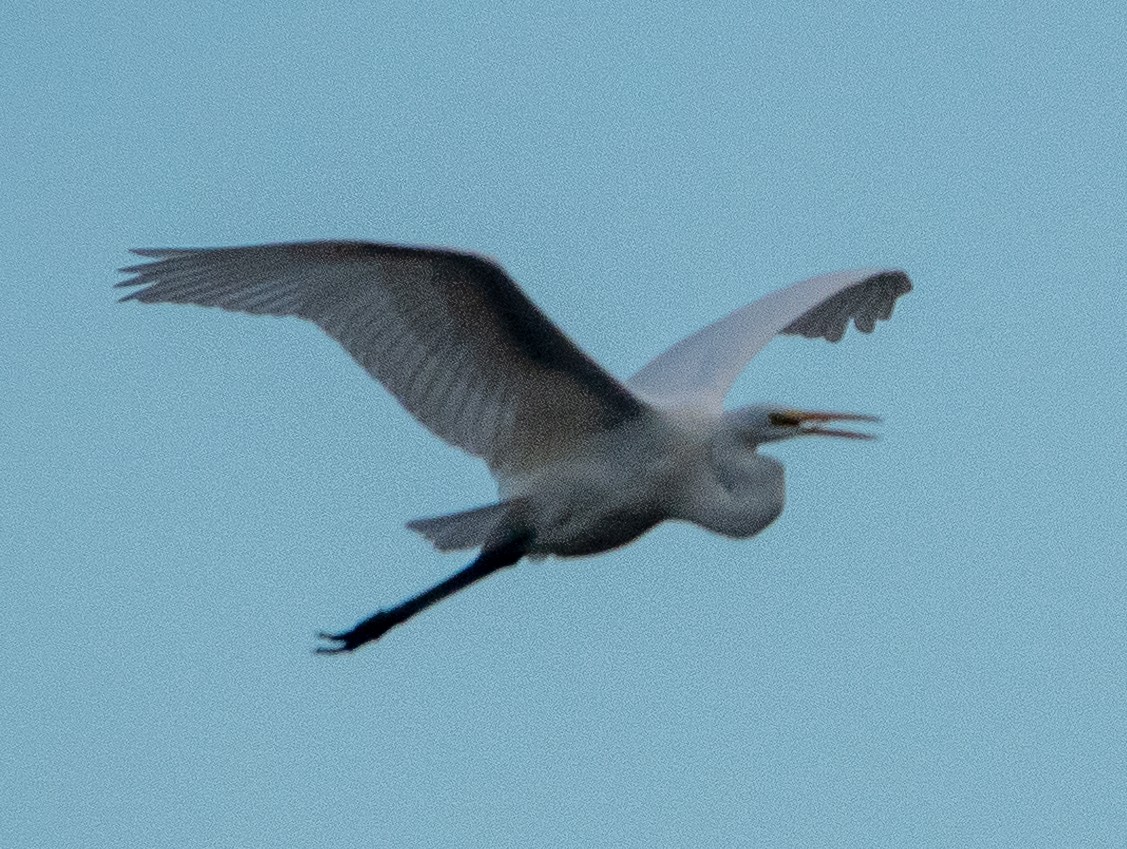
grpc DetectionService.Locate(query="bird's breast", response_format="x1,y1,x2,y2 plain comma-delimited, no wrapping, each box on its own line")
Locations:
676,451,786,539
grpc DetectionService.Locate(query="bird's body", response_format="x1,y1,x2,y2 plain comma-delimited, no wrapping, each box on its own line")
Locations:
489,405,785,560
118,240,910,651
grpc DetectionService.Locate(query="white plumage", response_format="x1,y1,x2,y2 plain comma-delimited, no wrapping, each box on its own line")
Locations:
119,240,910,650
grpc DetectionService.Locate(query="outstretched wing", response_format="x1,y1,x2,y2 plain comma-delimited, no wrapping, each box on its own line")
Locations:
118,241,645,474
628,268,911,409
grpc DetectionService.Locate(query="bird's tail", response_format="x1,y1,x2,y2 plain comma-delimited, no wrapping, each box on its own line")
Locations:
406,501,514,552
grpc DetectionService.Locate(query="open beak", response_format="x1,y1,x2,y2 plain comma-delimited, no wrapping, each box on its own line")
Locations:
777,410,881,440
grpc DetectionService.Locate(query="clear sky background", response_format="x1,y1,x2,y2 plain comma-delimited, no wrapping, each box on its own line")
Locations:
3,2,1126,846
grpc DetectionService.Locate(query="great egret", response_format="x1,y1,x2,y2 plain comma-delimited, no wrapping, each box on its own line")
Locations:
118,241,910,652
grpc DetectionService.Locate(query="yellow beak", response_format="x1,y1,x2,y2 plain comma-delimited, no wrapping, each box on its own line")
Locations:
773,409,881,440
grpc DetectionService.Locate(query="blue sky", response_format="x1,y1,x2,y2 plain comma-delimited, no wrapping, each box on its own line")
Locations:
3,1,1125,846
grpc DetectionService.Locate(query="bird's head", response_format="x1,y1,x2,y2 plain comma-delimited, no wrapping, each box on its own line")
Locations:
725,404,880,446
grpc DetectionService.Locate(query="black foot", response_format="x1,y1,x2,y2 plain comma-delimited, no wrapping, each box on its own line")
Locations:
314,609,401,654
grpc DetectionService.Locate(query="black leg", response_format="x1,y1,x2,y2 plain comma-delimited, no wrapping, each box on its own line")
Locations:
315,535,529,653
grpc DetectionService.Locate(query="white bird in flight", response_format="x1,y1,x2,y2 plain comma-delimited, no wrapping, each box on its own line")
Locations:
118,241,910,652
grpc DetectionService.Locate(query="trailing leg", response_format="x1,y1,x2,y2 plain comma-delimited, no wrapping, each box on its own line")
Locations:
315,535,530,653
